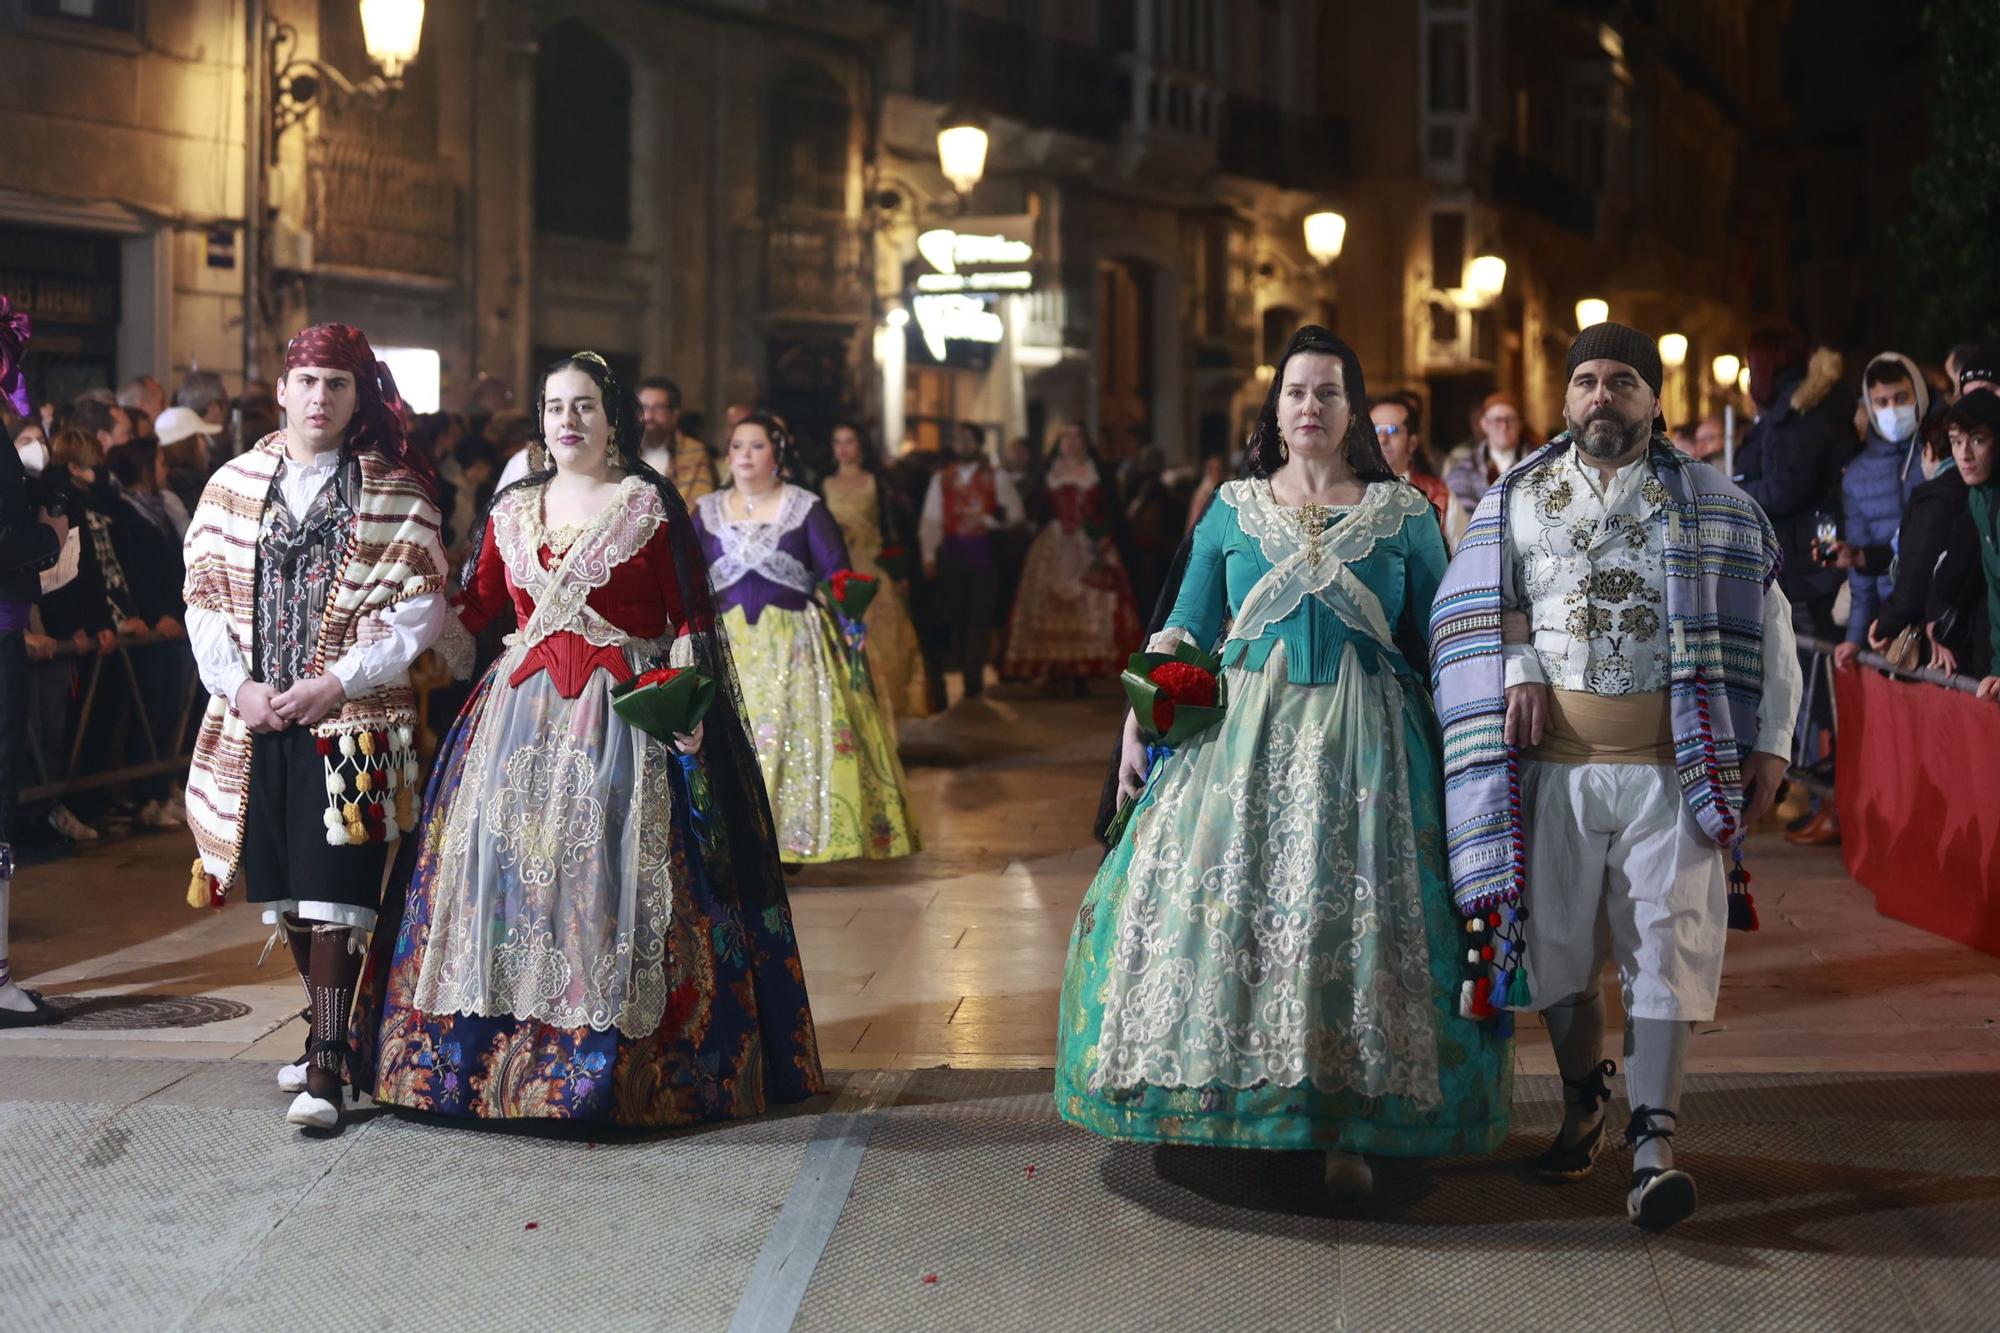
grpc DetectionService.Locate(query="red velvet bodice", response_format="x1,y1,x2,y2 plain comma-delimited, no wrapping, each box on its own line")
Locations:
454,524,696,698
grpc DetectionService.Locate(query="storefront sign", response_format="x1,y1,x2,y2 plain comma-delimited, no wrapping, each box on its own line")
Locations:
911,293,1004,363
904,215,1034,369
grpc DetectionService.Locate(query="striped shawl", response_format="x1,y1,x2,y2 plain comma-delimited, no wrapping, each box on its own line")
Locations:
1430,435,1780,934
182,433,447,897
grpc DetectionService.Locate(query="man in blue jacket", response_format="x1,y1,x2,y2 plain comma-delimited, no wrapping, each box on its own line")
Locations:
1830,352,1929,672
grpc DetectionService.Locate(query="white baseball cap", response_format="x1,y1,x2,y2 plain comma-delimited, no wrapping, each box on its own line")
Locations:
154,405,222,447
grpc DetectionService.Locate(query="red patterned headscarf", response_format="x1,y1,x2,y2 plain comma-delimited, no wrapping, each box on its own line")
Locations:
283,322,435,494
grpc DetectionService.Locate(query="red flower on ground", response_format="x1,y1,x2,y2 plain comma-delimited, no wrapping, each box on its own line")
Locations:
1146,660,1219,732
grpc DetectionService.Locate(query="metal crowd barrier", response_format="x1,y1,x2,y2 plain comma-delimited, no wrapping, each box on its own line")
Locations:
1789,632,1983,794
18,630,201,803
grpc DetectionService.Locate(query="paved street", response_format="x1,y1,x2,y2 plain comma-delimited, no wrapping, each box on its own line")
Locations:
5,689,2000,1329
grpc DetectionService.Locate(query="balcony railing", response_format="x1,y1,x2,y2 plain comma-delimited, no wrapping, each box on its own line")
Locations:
744,215,871,322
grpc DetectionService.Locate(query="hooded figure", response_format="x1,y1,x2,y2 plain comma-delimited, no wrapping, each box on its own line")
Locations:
1836,352,1932,658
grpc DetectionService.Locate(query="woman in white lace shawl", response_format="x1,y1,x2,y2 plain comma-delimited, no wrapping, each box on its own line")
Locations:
1056,327,1511,1193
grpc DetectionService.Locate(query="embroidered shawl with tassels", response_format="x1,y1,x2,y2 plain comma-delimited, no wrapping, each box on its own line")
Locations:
182,432,448,902
1429,435,1780,1015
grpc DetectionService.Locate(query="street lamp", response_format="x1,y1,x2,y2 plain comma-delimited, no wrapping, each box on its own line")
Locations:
1712,354,1744,474
359,0,426,78
1464,254,1507,306
268,0,428,163
1303,211,1348,265
1575,297,1609,329
936,109,990,197
1658,332,1688,369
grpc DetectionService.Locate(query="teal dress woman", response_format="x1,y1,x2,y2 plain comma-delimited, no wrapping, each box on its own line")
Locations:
1057,327,1511,1187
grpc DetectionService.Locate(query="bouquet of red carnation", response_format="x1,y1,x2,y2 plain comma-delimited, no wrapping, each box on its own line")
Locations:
1102,642,1227,845
821,569,878,690
610,665,717,744
1120,644,1226,746
876,544,915,582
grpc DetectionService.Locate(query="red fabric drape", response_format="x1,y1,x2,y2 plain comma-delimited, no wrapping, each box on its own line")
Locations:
1835,666,2000,955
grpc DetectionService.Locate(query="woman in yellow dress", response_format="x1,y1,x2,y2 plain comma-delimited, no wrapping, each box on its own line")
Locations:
818,421,930,721
693,413,920,864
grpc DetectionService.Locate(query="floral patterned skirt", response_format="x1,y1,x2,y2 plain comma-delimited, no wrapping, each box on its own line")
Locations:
352,665,825,1125
1001,524,1142,679
1056,647,1511,1156
725,603,920,864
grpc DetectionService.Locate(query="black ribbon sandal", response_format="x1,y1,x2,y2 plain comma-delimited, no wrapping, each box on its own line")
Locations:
1533,1058,1616,1181
1625,1105,1697,1232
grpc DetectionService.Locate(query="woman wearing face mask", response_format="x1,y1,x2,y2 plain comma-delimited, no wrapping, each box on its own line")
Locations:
693,413,919,864
1057,327,1511,1193
816,420,930,721
355,354,825,1127
1000,421,1142,690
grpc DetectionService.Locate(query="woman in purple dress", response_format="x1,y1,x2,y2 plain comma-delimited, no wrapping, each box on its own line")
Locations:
692,414,919,863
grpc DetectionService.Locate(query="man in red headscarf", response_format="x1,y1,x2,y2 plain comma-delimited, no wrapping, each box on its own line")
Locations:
181,323,457,1133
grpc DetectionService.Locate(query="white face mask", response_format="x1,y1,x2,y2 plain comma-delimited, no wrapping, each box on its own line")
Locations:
1872,402,1918,443
15,441,49,476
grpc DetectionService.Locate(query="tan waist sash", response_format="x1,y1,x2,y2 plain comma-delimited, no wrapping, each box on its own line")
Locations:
1531,688,1674,766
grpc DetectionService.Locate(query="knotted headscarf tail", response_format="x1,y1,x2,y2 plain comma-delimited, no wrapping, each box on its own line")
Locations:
284,322,436,496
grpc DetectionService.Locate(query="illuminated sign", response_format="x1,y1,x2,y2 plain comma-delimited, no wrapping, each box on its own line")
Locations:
912,294,1004,362
904,215,1035,369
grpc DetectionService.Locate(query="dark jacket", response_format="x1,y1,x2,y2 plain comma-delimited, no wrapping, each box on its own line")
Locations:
1734,349,1849,611
33,473,113,639
110,491,186,624
1870,467,1986,672
1970,480,2000,680
0,438,60,605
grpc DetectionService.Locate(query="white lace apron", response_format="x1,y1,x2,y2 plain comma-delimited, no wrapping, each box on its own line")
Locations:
408,478,686,1036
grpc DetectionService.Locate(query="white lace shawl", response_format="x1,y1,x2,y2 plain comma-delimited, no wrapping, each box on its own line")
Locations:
697,484,819,594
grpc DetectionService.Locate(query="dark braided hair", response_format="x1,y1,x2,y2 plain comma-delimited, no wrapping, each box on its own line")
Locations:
1247,325,1396,483
530,351,645,474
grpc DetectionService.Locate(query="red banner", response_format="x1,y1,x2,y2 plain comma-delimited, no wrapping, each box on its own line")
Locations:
1835,666,2000,955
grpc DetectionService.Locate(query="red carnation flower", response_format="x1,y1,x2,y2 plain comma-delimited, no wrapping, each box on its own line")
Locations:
829,569,877,600
1146,661,1218,732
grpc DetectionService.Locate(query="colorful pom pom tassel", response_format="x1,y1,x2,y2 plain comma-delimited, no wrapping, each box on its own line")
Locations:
1727,847,1760,931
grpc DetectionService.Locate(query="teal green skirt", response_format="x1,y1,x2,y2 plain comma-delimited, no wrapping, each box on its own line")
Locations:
1056,649,1512,1156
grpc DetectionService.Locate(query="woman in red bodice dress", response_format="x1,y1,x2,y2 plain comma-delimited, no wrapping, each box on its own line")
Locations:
1001,421,1142,684
353,353,822,1127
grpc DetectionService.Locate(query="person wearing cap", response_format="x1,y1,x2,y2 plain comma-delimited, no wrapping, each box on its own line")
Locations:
181,322,453,1133
1431,322,1802,1232
154,403,222,515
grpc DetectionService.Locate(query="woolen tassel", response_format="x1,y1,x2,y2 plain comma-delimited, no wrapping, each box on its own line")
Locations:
1511,967,1532,1009
186,858,210,909
1727,851,1760,931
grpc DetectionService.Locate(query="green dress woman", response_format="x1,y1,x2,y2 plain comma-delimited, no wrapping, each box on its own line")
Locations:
1057,327,1511,1187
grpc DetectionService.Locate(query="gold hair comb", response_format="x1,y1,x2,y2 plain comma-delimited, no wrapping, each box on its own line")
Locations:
572,350,610,369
